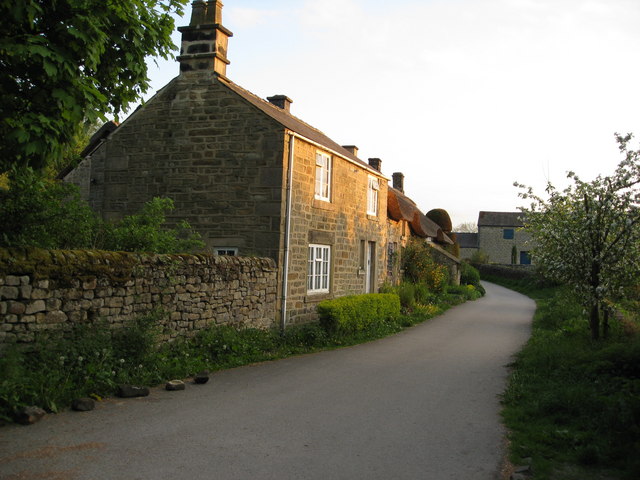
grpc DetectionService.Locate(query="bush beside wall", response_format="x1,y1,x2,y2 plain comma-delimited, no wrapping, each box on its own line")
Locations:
317,293,401,334
0,248,277,347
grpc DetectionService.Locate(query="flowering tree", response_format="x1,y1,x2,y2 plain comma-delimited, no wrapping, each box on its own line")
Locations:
515,134,640,339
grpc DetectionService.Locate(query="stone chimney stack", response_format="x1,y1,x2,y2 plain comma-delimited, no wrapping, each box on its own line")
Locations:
267,95,293,113
368,158,382,172
342,145,358,156
392,172,404,192
177,1,233,77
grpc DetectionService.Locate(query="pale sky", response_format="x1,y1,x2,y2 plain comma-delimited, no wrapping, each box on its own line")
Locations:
141,0,640,226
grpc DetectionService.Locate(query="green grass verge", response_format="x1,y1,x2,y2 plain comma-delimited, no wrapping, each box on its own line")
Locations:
0,287,482,424
488,276,640,480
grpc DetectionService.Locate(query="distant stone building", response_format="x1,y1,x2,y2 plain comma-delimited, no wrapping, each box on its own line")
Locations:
477,211,532,264
456,233,479,260
63,1,454,326
453,212,534,264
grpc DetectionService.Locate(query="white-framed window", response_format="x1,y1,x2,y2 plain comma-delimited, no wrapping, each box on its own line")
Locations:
315,151,331,201
215,247,238,256
307,244,331,293
367,176,379,216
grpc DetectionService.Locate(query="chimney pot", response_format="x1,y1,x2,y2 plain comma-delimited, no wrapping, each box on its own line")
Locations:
392,172,404,192
267,95,293,113
368,158,382,172
342,145,358,157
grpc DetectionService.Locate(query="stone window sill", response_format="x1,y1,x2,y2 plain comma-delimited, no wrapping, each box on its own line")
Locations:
304,292,333,303
312,199,337,211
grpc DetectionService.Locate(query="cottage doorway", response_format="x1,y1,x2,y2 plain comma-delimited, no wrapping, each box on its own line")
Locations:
366,241,376,293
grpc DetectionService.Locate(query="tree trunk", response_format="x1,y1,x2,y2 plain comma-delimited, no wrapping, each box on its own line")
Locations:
602,307,610,339
589,303,600,340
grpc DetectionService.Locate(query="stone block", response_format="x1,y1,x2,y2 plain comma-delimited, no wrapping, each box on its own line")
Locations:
8,302,26,315
72,397,95,412
106,297,124,308
67,311,86,322
165,380,186,391
0,286,19,300
19,276,30,285
25,300,46,314
16,332,35,342
46,297,62,310
15,406,46,425
46,311,68,323
19,285,33,299
30,288,49,300
5,276,20,286
117,385,150,398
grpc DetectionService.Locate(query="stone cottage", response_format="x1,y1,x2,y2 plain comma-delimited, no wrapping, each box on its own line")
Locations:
476,211,533,264
64,1,454,326
386,173,459,284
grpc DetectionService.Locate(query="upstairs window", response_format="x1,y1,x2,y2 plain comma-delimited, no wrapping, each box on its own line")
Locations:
367,176,379,216
308,244,330,293
315,152,331,201
503,228,514,239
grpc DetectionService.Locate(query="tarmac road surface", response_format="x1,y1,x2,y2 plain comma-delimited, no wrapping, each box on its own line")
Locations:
0,281,534,480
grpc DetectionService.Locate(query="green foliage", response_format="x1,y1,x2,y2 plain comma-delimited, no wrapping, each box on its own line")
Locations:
402,239,449,293
100,197,204,254
44,119,102,179
460,262,481,287
0,170,203,253
470,249,489,264
445,284,483,301
516,133,640,339
0,0,188,172
445,232,461,257
317,294,401,334
501,285,640,479
0,287,484,423
0,167,97,249
511,245,517,265
0,309,164,420
396,282,416,310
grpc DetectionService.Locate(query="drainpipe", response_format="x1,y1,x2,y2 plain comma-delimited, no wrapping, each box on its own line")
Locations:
281,133,295,332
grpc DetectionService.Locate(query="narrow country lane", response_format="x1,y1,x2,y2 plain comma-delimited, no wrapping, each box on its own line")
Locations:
0,282,535,480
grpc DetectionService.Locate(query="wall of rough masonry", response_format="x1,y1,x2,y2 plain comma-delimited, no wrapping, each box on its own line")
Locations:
0,248,277,347
477,226,534,264
65,70,286,260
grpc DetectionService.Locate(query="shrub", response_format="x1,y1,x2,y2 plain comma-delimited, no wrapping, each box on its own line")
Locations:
98,197,204,253
414,282,431,305
0,167,97,249
446,284,482,301
396,282,416,310
317,293,401,334
470,249,489,264
0,168,204,254
0,310,164,420
402,239,449,293
460,262,481,287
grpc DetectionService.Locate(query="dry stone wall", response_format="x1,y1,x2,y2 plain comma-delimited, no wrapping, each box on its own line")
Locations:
0,248,277,347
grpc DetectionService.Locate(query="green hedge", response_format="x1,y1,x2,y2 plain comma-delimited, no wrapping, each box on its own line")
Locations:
317,293,401,334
